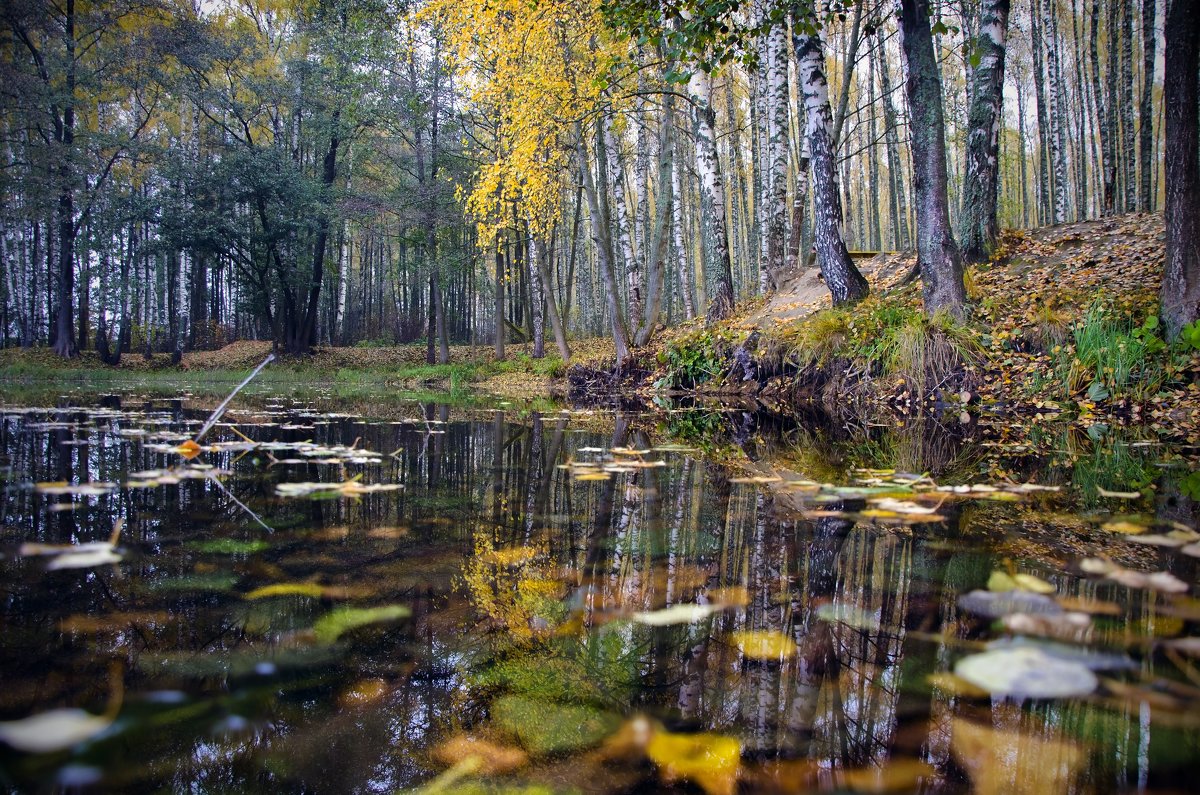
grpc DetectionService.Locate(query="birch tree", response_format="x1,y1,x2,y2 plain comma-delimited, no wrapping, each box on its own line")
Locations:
959,0,1011,263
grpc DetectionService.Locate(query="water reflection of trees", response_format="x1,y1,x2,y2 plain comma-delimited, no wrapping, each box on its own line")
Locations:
0,402,1192,789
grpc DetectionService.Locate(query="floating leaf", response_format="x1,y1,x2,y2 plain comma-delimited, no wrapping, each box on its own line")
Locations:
175,440,203,459
46,548,122,570
647,731,741,795
311,605,411,644
954,646,1097,699
987,571,1056,594
244,582,326,600
731,630,797,661
1097,487,1142,499
958,589,1062,619
0,709,113,753
631,603,721,626
34,481,117,497
1078,558,1188,592
950,717,1085,795
1001,612,1093,643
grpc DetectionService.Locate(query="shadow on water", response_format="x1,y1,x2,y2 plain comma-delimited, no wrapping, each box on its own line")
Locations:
0,391,1197,792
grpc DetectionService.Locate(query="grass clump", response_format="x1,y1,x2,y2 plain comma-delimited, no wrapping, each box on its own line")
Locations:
788,297,981,390
1058,303,1166,400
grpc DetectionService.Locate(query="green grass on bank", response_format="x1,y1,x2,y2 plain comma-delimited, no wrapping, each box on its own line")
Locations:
0,350,568,409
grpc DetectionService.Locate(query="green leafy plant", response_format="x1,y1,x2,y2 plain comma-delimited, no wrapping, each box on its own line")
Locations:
1179,320,1200,351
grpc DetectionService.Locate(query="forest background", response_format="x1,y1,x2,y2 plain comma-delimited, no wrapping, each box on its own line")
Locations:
0,0,1195,377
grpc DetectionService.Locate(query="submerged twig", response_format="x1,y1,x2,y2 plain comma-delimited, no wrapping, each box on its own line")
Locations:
194,354,275,443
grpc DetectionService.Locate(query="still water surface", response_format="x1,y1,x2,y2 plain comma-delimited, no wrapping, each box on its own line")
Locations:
0,392,1197,793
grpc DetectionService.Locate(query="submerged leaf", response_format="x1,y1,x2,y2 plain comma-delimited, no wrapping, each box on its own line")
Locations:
492,695,618,756
954,646,1097,699
0,709,112,753
312,605,411,644
647,730,741,795
244,582,326,600
431,734,529,775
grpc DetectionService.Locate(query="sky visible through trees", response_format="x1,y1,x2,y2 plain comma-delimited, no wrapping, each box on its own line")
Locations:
0,0,1194,361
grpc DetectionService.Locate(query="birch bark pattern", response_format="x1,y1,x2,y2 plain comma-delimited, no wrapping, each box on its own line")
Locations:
762,18,790,291
959,0,1010,263
793,29,868,306
686,70,736,320
897,0,968,316
577,122,631,362
1159,0,1200,339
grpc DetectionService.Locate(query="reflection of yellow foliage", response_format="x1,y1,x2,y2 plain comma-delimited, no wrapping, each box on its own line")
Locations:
461,533,564,642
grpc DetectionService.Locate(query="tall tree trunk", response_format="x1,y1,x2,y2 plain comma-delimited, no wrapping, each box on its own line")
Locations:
534,235,570,360
1041,0,1069,223
1106,0,1122,211
670,145,696,320
51,0,76,358
762,20,790,292
1120,0,1137,212
528,234,546,358
494,243,505,360
898,0,969,316
635,90,674,347
1159,0,1200,339
577,122,631,362
959,0,1011,263
1090,0,1115,214
793,29,869,306
1138,0,1156,212
875,29,909,250
1031,6,1052,224
604,114,643,325
685,70,736,320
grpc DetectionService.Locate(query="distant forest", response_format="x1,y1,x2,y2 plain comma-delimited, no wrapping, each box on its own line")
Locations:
1,0,1196,362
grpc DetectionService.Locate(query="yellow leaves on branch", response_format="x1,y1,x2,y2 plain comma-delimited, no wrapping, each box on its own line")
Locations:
428,0,620,241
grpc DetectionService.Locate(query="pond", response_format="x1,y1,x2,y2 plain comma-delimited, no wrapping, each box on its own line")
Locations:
0,391,1198,793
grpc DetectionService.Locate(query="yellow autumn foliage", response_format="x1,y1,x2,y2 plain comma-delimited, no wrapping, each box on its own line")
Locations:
427,0,625,241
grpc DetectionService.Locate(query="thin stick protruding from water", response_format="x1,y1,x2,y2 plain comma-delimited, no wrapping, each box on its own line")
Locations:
194,354,275,443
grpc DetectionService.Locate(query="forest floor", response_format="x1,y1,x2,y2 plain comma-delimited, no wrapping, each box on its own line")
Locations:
627,212,1200,445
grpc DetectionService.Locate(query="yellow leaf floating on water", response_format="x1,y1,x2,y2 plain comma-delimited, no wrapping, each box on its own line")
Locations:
647,731,741,795
731,630,797,661
950,717,1085,795
244,582,326,600
987,570,1056,594
175,440,203,460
